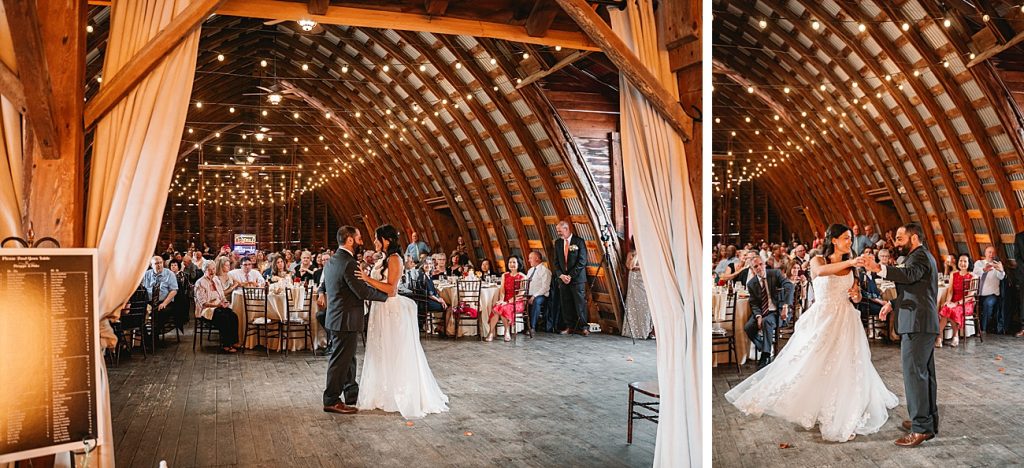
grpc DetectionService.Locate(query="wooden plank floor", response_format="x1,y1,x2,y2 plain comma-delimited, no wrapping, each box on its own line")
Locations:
713,335,1024,467
108,330,659,467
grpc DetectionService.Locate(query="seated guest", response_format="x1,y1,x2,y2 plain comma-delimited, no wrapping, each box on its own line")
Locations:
766,245,787,270
161,242,175,260
228,256,266,287
214,256,240,297
447,254,463,277
939,254,974,348
856,260,886,323
417,258,449,333
405,231,431,260
744,256,793,367
181,253,200,285
973,245,1006,334
943,254,956,277
361,250,376,273
783,258,808,313
168,260,189,332
284,250,296,271
721,251,755,286
142,256,178,338
877,248,894,267
192,250,212,273
791,244,808,266
313,252,330,285
525,251,552,332
478,258,496,277
265,253,292,284
294,250,316,282
254,250,269,273
193,262,241,353
486,255,527,342
715,245,740,277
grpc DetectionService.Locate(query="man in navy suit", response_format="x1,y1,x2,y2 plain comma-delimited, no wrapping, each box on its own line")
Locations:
553,220,590,335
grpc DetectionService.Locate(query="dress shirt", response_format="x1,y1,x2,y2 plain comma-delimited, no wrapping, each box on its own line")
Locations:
405,241,431,259
973,260,1005,296
228,268,266,286
525,263,552,297
142,268,178,302
757,274,776,312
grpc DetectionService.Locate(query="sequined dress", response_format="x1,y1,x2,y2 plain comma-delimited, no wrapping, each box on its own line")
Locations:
621,269,652,338
725,271,898,442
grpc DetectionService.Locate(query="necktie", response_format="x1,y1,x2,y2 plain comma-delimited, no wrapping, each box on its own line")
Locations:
563,238,569,266
760,276,770,316
151,273,162,307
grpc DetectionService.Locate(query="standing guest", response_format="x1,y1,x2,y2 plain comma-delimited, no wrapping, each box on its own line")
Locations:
142,256,178,340
486,255,526,342
161,242,175,260
973,245,1006,334
524,251,552,332
295,251,316,282
405,231,431,261
218,244,231,258
202,241,214,258
851,225,864,254
553,220,589,336
621,247,653,340
862,224,880,252
193,262,241,353
229,256,266,287
938,254,974,348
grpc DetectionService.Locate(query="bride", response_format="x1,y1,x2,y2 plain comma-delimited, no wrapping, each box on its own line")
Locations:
355,224,449,419
725,223,898,442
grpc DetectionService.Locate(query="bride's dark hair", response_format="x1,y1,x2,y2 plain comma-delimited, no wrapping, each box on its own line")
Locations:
375,224,402,276
822,223,852,263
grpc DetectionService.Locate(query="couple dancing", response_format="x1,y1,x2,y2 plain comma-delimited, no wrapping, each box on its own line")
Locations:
727,223,939,447
319,224,449,418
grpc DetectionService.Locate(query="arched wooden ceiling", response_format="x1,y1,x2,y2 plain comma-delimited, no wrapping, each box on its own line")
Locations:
712,0,1024,259
83,6,622,268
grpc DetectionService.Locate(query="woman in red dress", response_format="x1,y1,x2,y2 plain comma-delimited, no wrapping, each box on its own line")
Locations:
938,254,974,348
486,255,526,342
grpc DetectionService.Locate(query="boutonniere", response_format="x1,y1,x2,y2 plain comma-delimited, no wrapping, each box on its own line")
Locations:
569,245,579,252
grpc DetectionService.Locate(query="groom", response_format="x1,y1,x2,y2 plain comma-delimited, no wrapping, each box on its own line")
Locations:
319,226,388,414
864,223,939,447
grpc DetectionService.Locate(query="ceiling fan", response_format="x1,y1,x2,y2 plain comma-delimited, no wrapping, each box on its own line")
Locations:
243,85,302,105
239,126,285,143
263,18,325,35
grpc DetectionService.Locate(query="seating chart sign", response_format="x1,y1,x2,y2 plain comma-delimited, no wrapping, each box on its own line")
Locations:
0,249,101,463
233,234,257,255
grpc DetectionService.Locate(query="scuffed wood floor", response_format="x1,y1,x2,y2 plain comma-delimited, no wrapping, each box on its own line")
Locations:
713,334,1024,467
108,330,659,467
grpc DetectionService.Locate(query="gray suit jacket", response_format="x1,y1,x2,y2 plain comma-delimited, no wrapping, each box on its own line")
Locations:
885,245,939,335
746,269,794,317
317,248,388,332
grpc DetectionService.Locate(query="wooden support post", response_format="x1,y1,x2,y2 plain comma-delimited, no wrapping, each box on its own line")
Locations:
424,0,449,16
308,0,329,15
553,0,693,141
3,0,59,161
84,0,227,128
0,60,26,114
526,0,559,37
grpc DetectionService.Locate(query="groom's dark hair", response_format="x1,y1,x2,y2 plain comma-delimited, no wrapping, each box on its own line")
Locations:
903,223,925,243
337,225,358,246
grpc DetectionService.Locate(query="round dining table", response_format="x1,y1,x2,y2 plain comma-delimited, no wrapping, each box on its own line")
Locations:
434,281,511,336
230,283,325,352
711,288,752,367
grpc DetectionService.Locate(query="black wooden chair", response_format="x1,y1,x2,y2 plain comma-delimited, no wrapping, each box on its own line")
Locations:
627,381,660,444
117,285,151,360
192,315,220,352
284,283,316,355
242,286,280,356
775,284,803,353
960,276,981,343
454,278,482,340
711,291,740,373
509,277,532,341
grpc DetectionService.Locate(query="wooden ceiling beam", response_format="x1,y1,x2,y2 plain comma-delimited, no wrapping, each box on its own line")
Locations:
3,0,59,160
0,60,26,114
554,0,692,141
84,0,227,129
424,0,449,16
308,0,329,16
516,50,591,89
526,0,560,37
215,0,602,51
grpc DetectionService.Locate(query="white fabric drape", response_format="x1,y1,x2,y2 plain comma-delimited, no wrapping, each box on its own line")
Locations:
0,3,25,241
610,2,702,467
87,1,202,466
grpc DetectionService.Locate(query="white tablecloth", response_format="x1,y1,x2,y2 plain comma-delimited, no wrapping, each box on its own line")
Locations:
711,290,752,366
435,283,509,336
230,284,324,351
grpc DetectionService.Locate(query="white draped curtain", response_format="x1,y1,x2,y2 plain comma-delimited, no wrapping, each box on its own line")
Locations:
86,0,202,465
0,2,25,241
610,2,703,467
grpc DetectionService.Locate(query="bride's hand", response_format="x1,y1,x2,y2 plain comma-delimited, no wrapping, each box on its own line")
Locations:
850,256,866,268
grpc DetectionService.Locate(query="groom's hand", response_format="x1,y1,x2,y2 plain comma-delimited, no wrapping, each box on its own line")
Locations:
879,301,892,321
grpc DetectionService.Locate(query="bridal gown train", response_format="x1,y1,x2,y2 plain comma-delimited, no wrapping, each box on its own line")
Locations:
357,257,449,419
725,271,898,442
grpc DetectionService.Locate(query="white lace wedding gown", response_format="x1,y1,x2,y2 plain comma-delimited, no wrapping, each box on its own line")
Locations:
357,256,449,419
725,271,898,442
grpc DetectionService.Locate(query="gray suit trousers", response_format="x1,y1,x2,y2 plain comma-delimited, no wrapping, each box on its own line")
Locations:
902,332,939,434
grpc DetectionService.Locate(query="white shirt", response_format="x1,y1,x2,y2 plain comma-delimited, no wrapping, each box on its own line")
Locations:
973,260,1004,296
228,268,266,286
526,263,552,297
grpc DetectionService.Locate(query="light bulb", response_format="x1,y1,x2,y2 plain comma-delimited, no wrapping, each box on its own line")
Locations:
811,20,820,30
901,22,910,31
758,19,767,28
217,54,225,61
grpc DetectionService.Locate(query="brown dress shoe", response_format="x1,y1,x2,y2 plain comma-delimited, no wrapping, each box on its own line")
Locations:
901,420,912,431
580,329,590,336
323,402,358,414
895,432,934,447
